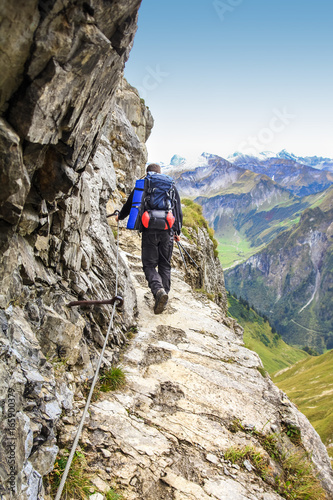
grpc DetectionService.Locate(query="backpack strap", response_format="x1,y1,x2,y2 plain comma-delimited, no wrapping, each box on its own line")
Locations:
167,184,175,210
142,175,151,212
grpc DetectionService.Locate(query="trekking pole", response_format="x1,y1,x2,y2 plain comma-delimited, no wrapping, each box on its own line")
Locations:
176,241,188,271
177,241,200,270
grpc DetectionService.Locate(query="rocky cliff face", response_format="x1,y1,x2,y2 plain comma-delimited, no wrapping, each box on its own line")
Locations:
171,225,228,313
0,1,145,497
0,0,141,227
106,78,154,191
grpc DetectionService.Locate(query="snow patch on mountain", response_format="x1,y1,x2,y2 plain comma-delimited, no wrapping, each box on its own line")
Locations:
161,152,212,175
229,150,333,172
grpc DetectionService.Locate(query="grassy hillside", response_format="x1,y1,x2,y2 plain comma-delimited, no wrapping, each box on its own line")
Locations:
228,294,333,461
181,198,218,256
218,236,261,269
227,294,308,374
215,185,333,271
214,196,308,269
273,350,333,461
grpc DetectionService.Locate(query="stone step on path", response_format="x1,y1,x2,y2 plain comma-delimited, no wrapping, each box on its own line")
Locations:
119,243,148,287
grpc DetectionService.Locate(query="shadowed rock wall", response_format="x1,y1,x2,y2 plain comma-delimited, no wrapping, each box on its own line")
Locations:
0,1,148,498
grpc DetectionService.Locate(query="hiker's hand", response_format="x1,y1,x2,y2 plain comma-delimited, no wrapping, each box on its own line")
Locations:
174,234,180,242
115,214,119,222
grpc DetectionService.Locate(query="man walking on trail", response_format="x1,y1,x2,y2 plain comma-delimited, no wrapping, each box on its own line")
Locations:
116,164,183,314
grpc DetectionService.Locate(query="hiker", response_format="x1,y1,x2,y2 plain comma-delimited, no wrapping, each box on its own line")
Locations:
115,163,183,314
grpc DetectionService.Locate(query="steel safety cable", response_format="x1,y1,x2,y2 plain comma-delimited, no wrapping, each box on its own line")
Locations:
55,218,121,500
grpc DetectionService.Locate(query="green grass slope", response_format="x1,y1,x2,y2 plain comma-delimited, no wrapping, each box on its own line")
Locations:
218,235,262,270
306,184,333,212
273,350,333,460
218,196,309,266
227,294,308,374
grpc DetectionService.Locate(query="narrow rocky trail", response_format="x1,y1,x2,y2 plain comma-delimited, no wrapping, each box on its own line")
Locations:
84,232,333,500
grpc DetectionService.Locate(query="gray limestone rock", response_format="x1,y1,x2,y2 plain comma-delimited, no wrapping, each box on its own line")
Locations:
6,1,140,172
0,309,59,498
37,306,85,364
89,493,104,500
29,444,59,477
172,225,228,313
0,119,30,225
0,1,145,497
0,0,39,112
86,233,333,499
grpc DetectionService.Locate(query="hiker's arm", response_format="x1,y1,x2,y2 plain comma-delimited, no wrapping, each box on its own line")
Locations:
115,190,134,221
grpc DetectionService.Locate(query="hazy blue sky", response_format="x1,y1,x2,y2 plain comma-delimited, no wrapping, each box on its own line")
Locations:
124,0,333,164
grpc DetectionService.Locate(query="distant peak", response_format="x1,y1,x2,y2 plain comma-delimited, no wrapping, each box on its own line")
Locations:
277,150,297,161
170,154,186,166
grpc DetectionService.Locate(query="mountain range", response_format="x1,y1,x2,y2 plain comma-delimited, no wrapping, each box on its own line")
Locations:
164,149,333,171
229,150,333,172
164,152,333,263
164,151,333,197
163,151,333,352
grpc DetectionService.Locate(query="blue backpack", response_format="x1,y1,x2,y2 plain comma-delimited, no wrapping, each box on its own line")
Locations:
127,172,175,230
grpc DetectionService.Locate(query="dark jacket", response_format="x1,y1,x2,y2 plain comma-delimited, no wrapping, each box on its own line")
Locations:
118,183,183,235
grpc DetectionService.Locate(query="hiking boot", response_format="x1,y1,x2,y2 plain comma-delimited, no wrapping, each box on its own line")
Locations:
154,288,168,314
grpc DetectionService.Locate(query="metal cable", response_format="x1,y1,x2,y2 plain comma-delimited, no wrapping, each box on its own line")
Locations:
55,218,120,500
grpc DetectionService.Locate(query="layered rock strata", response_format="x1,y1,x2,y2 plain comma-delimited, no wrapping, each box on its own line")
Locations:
0,0,142,227
0,1,145,497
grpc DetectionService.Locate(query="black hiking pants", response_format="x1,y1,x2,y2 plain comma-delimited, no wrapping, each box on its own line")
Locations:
141,230,174,296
